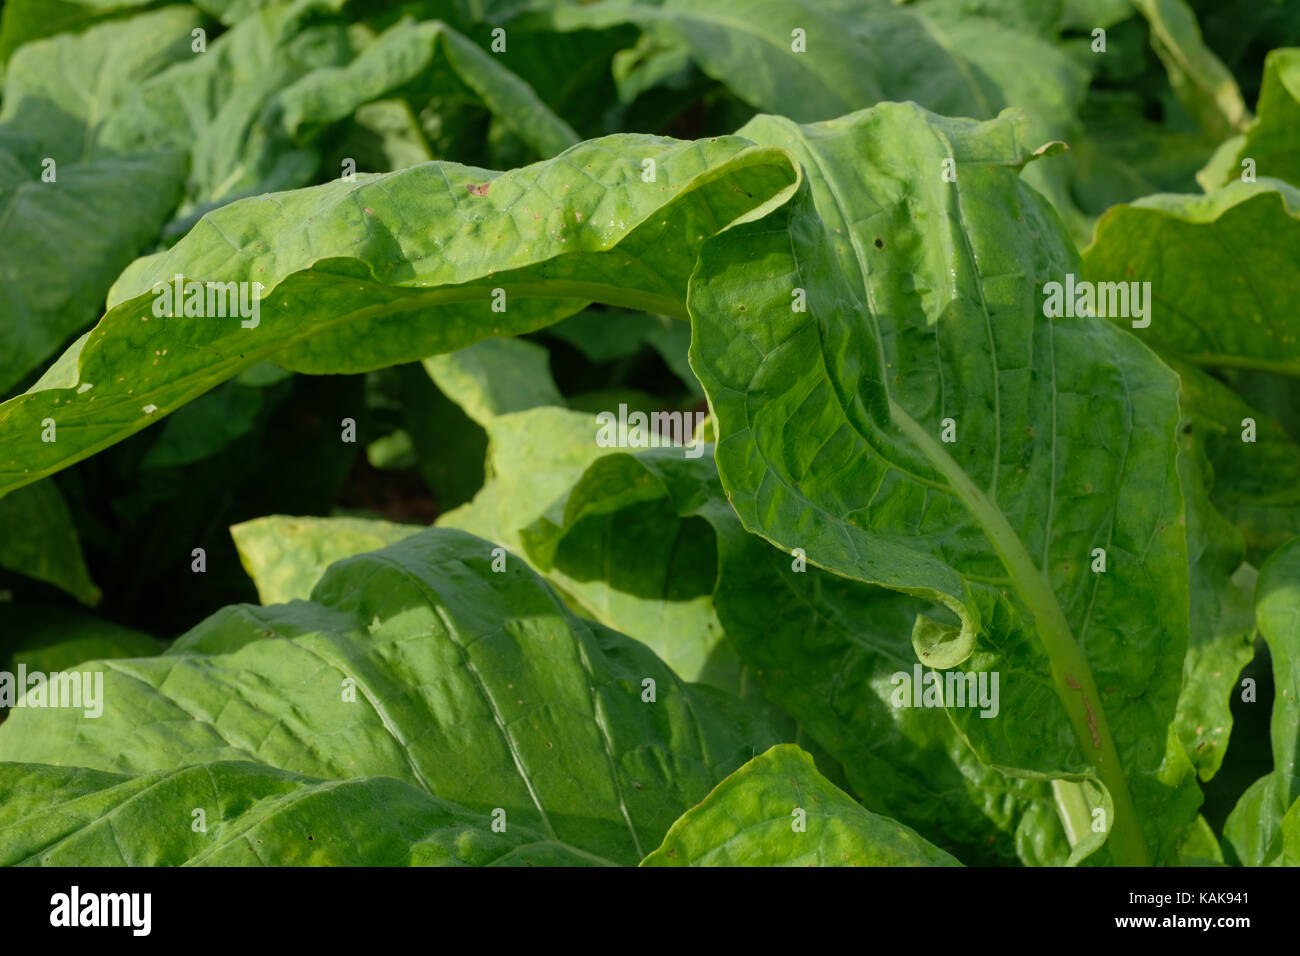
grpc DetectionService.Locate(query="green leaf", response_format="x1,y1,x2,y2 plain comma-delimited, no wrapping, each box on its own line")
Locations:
257,426,748,702
1131,0,1250,141
1176,813,1226,865
1083,179,1300,379
0,132,797,499
437,409,792,755
96,1,356,226
239,444,857,805
193,0,313,22
384,338,563,509
542,0,1093,242
544,0,1086,135
1,605,162,678
0,0,157,67
1168,359,1300,565
0,761,608,866
688,103,1198,865
545,308,702,395
390,363,489,510
0,8,195,393
0,149,187,396
1061,0,1133,31
330,98,434,173
0,481,98,605
516,436,1054,864
914,0,1069,36
1224,537,1300,866
438,408,610,551
423,337,563,427
230,514,424,604
1082,181,1300,559
641,744,962,866
438,408,739,687
441,425,826,810
140,378,278,469
1069,91,1219,215
1198,48,1300,191
0,527,777,865
521,443,753,693
1284,797,1300,865
277,17,579,160
0,6,201,163
1173,365,1259,780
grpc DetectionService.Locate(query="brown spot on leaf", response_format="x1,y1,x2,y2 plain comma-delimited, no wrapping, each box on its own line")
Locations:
467,182,491,197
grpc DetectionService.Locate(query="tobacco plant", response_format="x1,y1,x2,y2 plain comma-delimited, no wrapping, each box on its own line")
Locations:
1,0,1298,867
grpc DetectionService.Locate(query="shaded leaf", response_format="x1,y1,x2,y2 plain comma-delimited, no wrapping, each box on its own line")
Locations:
541,0,1092,238
0,605,161,680
0,527,777,865
97,1,356,227
0,482,98,605
1172,365,1259,780
1132,0,1250,141
0,8,195,392
1224,537,1300,866
277,16,579,159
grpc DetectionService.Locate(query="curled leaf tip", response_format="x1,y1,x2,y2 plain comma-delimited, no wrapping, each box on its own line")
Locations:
910,611,977,670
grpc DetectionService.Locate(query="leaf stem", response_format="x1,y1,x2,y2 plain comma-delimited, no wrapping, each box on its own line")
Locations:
1183,352,1300,379
892,402,1151,867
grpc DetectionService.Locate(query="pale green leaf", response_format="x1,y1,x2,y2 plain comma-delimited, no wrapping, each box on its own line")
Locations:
1198,48,1300,191
422,337,563,427
1083,180,1300,379
642,745,962,866
230,514,424,604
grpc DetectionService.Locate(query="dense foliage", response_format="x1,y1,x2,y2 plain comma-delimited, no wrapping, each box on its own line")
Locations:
1,0,1298,867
